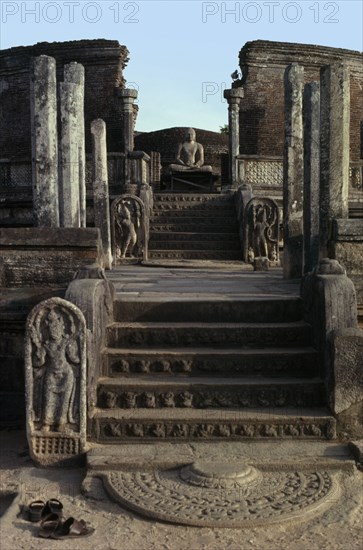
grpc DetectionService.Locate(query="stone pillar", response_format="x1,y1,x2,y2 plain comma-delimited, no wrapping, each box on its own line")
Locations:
64,62,86,228
30,55,59,227
118,88,138,154
319,62,350,257
223,88,244,191
91,119,112,269
283,64,304,279
59,82,80,228
303,81,320,273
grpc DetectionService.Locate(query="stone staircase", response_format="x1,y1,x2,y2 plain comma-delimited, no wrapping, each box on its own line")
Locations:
92,293,336,443
148,193,242,261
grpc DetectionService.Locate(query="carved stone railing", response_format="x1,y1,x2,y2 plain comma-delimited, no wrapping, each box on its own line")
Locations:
235,156,362,203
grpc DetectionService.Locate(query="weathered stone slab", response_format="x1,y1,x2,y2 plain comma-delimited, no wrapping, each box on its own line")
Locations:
59,82,80,227
0,228,103,287
30,56,59,227
25,297,86,465
91,119,112,268
319,62,350,256
64,62,86,228
303,81,320,273
283,63,304,279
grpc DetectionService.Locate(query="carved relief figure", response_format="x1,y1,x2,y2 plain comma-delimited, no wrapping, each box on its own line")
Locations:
169,128,212,172
245,198,280,263
112,195,147,263
117,201,139,258
29,305,81,433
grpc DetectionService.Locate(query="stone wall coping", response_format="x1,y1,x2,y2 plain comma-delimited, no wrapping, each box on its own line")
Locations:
0,227,101,248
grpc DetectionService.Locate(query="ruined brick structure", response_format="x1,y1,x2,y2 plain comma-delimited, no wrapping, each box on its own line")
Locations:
237,41,363,208
238,40,362,162
0,39,129,158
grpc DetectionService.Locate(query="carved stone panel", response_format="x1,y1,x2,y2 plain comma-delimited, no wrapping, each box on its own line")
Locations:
111,195,148,264
25,297,86,464
243,197,280,265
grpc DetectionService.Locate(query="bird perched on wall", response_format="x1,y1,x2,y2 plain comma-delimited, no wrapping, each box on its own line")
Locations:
231,69,240,81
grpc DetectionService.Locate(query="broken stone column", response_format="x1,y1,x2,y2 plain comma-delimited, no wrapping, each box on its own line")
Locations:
25,297,86,465
64,62,86,228
223,88,244,191
30,55,59,227
59,82,80,227
303,81,320,273
319,62,350,257
283,63,304,279
118,88,138,154
91,119,112,269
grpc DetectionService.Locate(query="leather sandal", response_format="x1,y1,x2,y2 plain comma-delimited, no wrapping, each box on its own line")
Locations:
39,516,95,539
41,498,63,519
27,500,45,522
26,498,63,522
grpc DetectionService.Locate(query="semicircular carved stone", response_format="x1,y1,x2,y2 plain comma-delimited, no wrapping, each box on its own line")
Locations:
243,197,280,265
25,297,86,465
102,462,337,528
111,194,148,264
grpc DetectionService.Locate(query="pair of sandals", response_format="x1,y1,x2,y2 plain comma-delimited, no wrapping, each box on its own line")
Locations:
26,499,94,539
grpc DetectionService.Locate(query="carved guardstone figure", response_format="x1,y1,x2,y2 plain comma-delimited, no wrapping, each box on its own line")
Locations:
25,297,86,464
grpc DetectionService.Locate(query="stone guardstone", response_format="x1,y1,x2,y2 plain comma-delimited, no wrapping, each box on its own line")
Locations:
24,297,87,465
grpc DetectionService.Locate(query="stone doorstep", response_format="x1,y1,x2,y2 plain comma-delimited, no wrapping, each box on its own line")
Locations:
86,440,354,472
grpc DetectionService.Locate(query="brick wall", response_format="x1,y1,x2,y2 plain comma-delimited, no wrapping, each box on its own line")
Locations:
0,39,129,158
238,40,363,162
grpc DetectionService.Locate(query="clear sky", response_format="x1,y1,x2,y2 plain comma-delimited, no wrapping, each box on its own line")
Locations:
1,1,362,133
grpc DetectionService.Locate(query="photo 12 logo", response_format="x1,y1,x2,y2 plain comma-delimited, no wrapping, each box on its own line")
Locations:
202,2,340,24
1,1,140,24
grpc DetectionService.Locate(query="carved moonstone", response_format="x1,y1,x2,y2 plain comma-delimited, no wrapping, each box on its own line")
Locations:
25,297,86,465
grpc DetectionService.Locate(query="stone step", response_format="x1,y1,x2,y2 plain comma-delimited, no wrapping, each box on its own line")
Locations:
91,407,337,442
151,211,236,220
150,221,239,233
113,297,303,323
148,240,241,251
102,346,318,378
148,250,243,260
106,321,312,348
97,376,324,410
154,193,233,204
149,232,240,243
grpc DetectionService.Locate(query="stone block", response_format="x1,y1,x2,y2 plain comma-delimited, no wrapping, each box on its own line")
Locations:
0,228,103,287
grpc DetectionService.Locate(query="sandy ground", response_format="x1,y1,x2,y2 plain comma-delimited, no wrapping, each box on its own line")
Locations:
1,431,362,550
